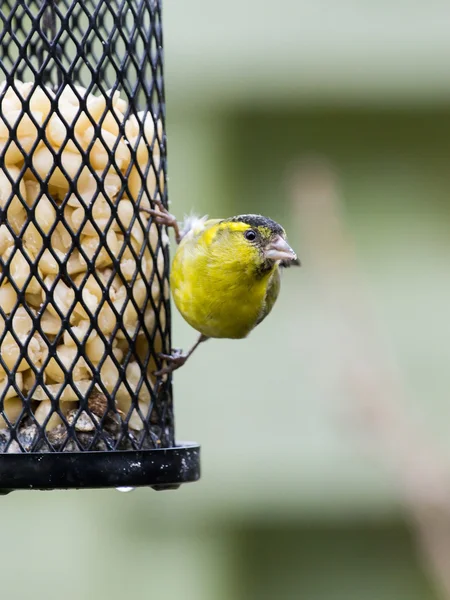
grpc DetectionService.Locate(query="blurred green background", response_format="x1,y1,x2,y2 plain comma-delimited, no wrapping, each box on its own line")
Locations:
3,2,450,599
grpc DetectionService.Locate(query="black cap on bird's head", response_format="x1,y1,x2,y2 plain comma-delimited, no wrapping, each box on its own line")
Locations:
229,214,285,235
228,214,300,268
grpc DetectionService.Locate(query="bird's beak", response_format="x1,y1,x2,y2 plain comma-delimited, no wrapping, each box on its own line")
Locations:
264,235,299,265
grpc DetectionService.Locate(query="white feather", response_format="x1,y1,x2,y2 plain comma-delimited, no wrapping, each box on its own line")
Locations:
180,213,209,239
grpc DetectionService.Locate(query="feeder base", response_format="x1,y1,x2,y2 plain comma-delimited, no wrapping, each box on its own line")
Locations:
0,443,200,493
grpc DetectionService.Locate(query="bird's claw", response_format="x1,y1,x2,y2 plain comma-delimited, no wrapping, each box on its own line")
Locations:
142,207,177,228
153,349,188,376
140,200,181,243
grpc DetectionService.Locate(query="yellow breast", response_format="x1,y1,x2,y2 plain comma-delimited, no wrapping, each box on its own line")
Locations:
170,222,275,339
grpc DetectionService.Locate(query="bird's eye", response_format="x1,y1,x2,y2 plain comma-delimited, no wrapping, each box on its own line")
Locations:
245,229,257,242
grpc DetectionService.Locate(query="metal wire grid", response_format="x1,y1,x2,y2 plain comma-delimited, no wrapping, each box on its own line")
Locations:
0,0,174,453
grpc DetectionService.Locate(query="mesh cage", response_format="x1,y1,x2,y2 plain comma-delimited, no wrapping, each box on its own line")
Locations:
0,0,200,491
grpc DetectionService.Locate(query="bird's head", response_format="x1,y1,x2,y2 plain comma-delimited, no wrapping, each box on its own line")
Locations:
217,214,299,275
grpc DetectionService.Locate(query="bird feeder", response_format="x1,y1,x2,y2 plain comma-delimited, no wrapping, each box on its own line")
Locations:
0,0,200,492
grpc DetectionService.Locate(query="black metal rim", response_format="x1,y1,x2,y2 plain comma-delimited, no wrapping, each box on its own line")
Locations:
0,442,200,493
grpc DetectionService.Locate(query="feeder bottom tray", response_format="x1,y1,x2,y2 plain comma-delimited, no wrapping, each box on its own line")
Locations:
0,443,200,493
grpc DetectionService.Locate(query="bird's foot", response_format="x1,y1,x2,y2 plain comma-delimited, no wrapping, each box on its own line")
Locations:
153,349,188,376
140,200,181,243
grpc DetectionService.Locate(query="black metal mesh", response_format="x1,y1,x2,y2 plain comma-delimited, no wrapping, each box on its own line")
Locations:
0,0,174,454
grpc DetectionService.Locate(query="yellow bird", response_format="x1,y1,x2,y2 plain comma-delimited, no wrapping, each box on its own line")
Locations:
142,202,300,375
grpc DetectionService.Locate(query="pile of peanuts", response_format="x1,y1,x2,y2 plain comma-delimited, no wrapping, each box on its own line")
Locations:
0,79,168,435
